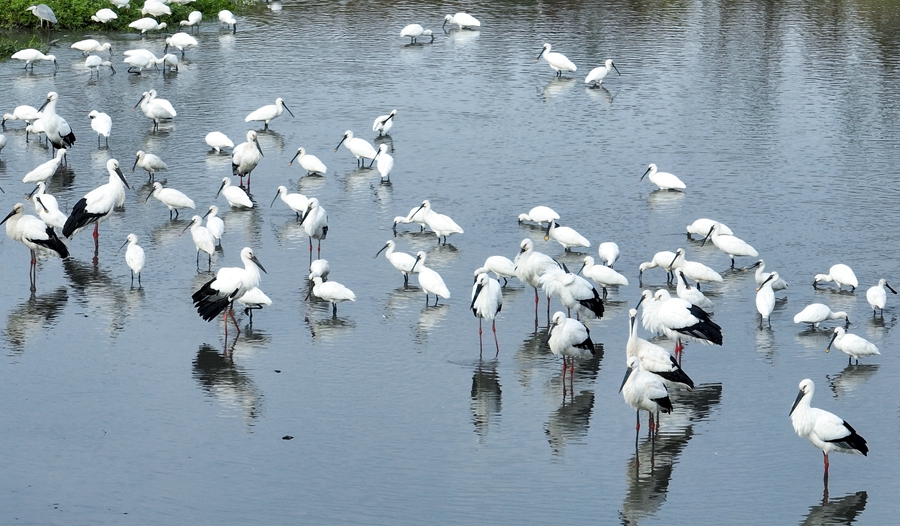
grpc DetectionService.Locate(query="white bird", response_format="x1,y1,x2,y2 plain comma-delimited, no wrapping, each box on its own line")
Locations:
756,271,778,328
411,199,463,245
814,264,859,292
179,11,202,31
598,242,620,268
579,256,628,297
299,197,328,262
410,251,450,305
517,205,559,227
640,163,686,191
164,32,197,56
288,147,327,175
236,287,270,324
146,182,194,219
392,205,428,232
373,143,394,181
670,248,723,287
334,130,377,167
25,120,45,143
475,255,516,286
202,205,225,246
700,223,758,268
374,240,417,285
310,276,355,316
26,4,57,28
584,59,620,87
62,159,131,241
85,55,116,77
866,278,897,315
92,8,118,23
216,177,252,209
540,266,605,319
789,379,868,475
2,105,41,126
231,130,263,188
544,221,589,251
636,289,663,336
442,12,480,30
793,303,849,329
192,247,267,335
36,92,75,151
400,25,432,44
158,53,178,73
638,250,678,284
133,90,175,129
1,202,69,264
0,134,5,156
23,149,66,184
31,183,66,229
205,132,233,153
620,356,673,433
11,48,57,69
308,259,330,281
471,272,503,356
686,218,733,239
131,150,167,181
640,289,722,358
128,17,167,34
218,10,236,33
548,312,595,394
536,43,576,77
626,309,693,391
826,327,879,365
71,39,112,55
110,0,131,8
123,50,159,74
674,268,715,313
514,238,558,315
750,259,788,291
141,0,170,17
118,234,145,287
270,186,308,218
182,215,215,270
373,109,397,135
245,98,293,130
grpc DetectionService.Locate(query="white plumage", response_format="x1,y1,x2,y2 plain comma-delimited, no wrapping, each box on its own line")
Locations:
475,255,516,286
23,148,66,184
299,198,328,261
517,205,559,227
147,182,194,219
89,111,112,147
598,242,620,268
443,12,480,30
31,182,67,229
289,147,327,175
119,233,145,286
2,105,41,126
245,98,293,130
471,273,503,356
866,278,896,315
793,303,849,329
374,143,394,181
544,221,589,251
205,132,233,153
11,49,57,70
548,311,594,394
626,309,693,391
373,109,397,135
579,255,628,297
36,92,75,150
308,259,330,281
179,11,202,31
670,247,723,286
620,356,673,432
410,251,450,305
218,10,236,33
536,43,576,76
701,223,758,268
164,32,198,56
128,17,167,34
192,248,266,330
231,130,263,187
640,163,686,191
270,186,308,218
374,240,417,285
584,59,620,87
756,271,777,327
814,264,859,292
62,159,130,239
826,327,879,365
202,205,225,246
674,268,713,312
132,150,167,181
751,259,788,291
413,200,463,245
216,178,253,209
790,379,868,474
92,8,118,23
686,218,733,239
310,276,355,316
183,215,216,270
71,39,111,55
334,130,377,167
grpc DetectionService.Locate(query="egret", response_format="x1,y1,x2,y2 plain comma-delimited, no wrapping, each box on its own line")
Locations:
579,256,628,298
540,265,604,319
132,150,167,181
789,379,868,475
400,25,432,44
245,98,293,130
31,183,66,229
140,0,170,17
202,205,224,246
309,276,355,316
299,198,328,262
164,32,198,57
826,327,879,365
813,264,859,292
128,17,167,34
517,205,559,227
514,238,557,318
124,50,159,74
216,178,253,209
793,303,849,329
701,223,758,268
548,312,595,395
640,289,722,359
410,251,450,306
86,55,116,78
71,39,112,55
334,130,377,167
270,186,308,218
472,273,503,356
26,4,57,28
620,356,673,433
12,49,56,70
36,92,75,151
146,182,194,219
134,90,175,129
638,250,677,284
91,8,118,23
179,11,202,32
474,255,516,286
205,132,233,153
308,259,330,281
443,12,480,30
584,59,620,87
236,287,271,325
411,199,463,245
536,43,577,77
288,147,327,175
392,205,428,232
544,221,589,251
374,240,417,285
686,218,733,239
1,202,69,264
232,130,263,189
670,248,723,289
756,271,778,328
626,309,693,391
866,278,896,315
373,109,397,135
183,215,215,270
373,143,394,181
118,234,145,287
750,259,788,291
192,247,267,335
598,242,620,268
63,159,131,242
22,149,66,184
218,10,237,34
2,105,41,127
640,163,686,191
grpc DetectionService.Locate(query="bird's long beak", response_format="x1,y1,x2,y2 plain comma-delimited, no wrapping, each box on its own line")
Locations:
668,252,679,269
215,180,226,199
825,331,838,354
38,98,50,112
35,197,46,211
612,62,620,75
201,208,211,219
27,185,39,199
789,389,804,416
0,208,14,225
373,150,381,161
298,207,310,225
143,189,153,204
410,255,421,273
255,140,264,157
442,18,448,30
756,273,775,292
700,225,715,247
163,43,169,54
618,366,634,394
635,294,645,310
250,253,267,274
116,238,129,254
680,271,692,289
577,262,586,275
283,102,295,118
470,283,484,311
888,282,898,294
334,136,346,152
545,321,555,343
270,190,280,208
373,244,388,259
133,94,145,110
543,222,552,241
288,150,301,166
385,113,395,123
639,166,651,181
749,260,762,269
535,48,544,62
115,166,131,189
181,221,194,234
131,156,139,173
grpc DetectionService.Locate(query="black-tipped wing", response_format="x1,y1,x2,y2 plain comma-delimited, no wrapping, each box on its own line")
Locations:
192,278,237,322
828,421,869,456
30,225,69,258
62,198,105,238
675,304,723,345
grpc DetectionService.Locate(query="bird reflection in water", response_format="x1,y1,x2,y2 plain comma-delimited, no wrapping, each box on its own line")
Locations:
62,257,129,333
514,327,554,390
584,84,617,105
414,303,449,345
193,343,262,425
827,364,879,398
800,490,867,525
619,384,722,524
303,315,355,342
4,287,67,352
541,77,575,101
549,343,603,403
545,390,594,456
471,360,501,442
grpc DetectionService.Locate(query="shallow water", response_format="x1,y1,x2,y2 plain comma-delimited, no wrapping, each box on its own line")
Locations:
1,0,899,523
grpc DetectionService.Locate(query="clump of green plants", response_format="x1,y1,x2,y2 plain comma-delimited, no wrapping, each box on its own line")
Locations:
0,34,46,60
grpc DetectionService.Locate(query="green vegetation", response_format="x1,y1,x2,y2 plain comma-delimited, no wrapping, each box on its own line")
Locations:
0,34,46,57
0,0,253,30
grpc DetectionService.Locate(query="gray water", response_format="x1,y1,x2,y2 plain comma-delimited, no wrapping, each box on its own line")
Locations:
1,0,899,523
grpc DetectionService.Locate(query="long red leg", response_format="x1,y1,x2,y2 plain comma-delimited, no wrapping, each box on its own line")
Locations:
93,222,99,239
492,320,499,356
478,318,483,357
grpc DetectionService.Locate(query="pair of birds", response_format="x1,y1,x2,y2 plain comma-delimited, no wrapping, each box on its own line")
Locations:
535,43,622,90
